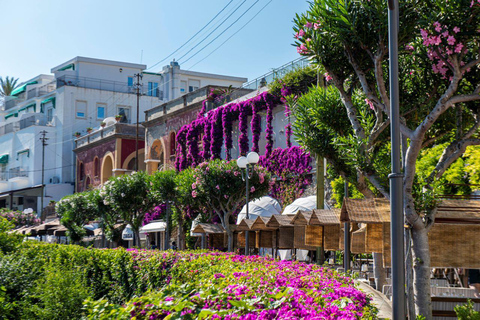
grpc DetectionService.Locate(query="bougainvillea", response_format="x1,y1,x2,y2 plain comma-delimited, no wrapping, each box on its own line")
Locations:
259,146,312,208
210,108,224,159
142,204,166,226
238,101,249,156
250,97,263,153
222,105,234,160
86,250,376,319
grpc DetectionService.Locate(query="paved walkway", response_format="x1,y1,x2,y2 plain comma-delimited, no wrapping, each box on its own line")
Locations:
356,281,392,319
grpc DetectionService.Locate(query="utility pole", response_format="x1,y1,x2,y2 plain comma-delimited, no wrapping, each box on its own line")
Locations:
39,130,49,220
134,73,143,172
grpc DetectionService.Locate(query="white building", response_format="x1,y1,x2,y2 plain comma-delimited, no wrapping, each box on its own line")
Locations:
0,57,247,215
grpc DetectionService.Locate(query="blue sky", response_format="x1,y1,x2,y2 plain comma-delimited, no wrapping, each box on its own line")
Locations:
1,0,310,84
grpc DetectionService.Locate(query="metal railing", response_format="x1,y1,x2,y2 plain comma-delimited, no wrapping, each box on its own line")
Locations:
8,166,29,179
0,114,47,136
75,123,145,149
241,57,309,90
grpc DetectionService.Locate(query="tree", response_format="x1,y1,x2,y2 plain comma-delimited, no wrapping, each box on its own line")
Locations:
293,1,480,318
56,192,96,243
192,160,271,251
0,76,19,97
150,170,177,250
101,171,156,246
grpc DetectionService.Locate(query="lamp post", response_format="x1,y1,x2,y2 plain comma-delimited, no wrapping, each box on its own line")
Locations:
387,0,406,319
237,151,259,256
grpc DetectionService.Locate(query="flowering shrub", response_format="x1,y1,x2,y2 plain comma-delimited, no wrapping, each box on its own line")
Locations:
85,251,377,319
0,208,40,228
259,146,312,208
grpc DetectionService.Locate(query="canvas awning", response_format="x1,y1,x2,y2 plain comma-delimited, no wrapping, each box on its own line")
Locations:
58,63,75,71
5,112,18,120
139,221,166,233
282,196,317,215
11,81,38,96
18,103,36,113
236,196,281,224
0,154,8,164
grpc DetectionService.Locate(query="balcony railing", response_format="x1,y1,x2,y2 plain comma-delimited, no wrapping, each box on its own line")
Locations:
0,114,47,136
0,171,8,181
75,123,145,149
8,166,29,179
3,81,56,111
241,57,309,91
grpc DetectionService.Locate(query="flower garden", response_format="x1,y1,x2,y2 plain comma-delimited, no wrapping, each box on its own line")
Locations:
0,240,377,319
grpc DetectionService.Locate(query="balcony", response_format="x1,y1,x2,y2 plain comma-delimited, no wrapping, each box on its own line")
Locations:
0,114,47,136
75,123,145,150
8,166,29,179
3,81,56,111
56,75,160,97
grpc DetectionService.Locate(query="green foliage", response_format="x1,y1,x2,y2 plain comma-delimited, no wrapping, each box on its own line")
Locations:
0,76,19,97
0,217,24,254
330,177,364,208
56,192,96,243
454,299,480,320
192,160,271,250
22,264,89,320
464,146,480,190
269,65,318,97
101,171,157,242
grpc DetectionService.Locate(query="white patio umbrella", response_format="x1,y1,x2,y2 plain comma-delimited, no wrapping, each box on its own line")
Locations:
282,196,318,215
236,196,281,224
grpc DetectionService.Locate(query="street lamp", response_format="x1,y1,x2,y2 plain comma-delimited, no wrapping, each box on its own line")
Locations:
237,151,259,255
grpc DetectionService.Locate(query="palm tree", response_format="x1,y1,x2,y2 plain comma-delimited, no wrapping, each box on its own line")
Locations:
0,76,19,97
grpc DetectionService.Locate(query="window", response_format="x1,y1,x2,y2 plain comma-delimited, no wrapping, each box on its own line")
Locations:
47,108,53,122
170,132,176,155
128,77,134,87
96,103,106,119
180,81,187,93
188,79,200,92
76,101,87,118
94,157,100,177
148,82,159,97
117,106,131,123
79,162,84,181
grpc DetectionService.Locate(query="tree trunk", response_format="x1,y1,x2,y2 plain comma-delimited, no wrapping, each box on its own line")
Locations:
226,228,233,252
411,226,432,319
177,214,185,250
372,253,386,291
406,228,416,320
134,229,141,248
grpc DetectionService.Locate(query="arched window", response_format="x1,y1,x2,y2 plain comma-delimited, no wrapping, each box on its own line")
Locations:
94,157,100,177
79,162,84,181
170,132,176,155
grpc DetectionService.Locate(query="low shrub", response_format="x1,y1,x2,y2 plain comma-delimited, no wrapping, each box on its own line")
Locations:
0,242,377,319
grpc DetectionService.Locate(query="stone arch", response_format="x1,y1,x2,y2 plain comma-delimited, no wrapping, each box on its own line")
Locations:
123,148,146,171
101,152,115,184
85,176,91,190
148,139,165,172
169,131,176,156
78,161,85,182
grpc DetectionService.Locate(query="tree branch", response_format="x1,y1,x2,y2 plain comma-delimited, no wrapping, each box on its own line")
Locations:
364,171,390,199
421,132,448,149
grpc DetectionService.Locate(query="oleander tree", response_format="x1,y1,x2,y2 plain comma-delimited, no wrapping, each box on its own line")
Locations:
101,171,156,246
56,192,96,243
192,160,271,251
293,0,480,318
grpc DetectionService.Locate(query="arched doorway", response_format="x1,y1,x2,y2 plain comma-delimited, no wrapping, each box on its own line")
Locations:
124,150,146,171
148,139,165,173
101,154,114,184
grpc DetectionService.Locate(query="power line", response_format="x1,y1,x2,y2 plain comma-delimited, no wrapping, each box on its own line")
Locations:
187,0,273,70
146,0,236,71
178,0,261,65
175,0,250,63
